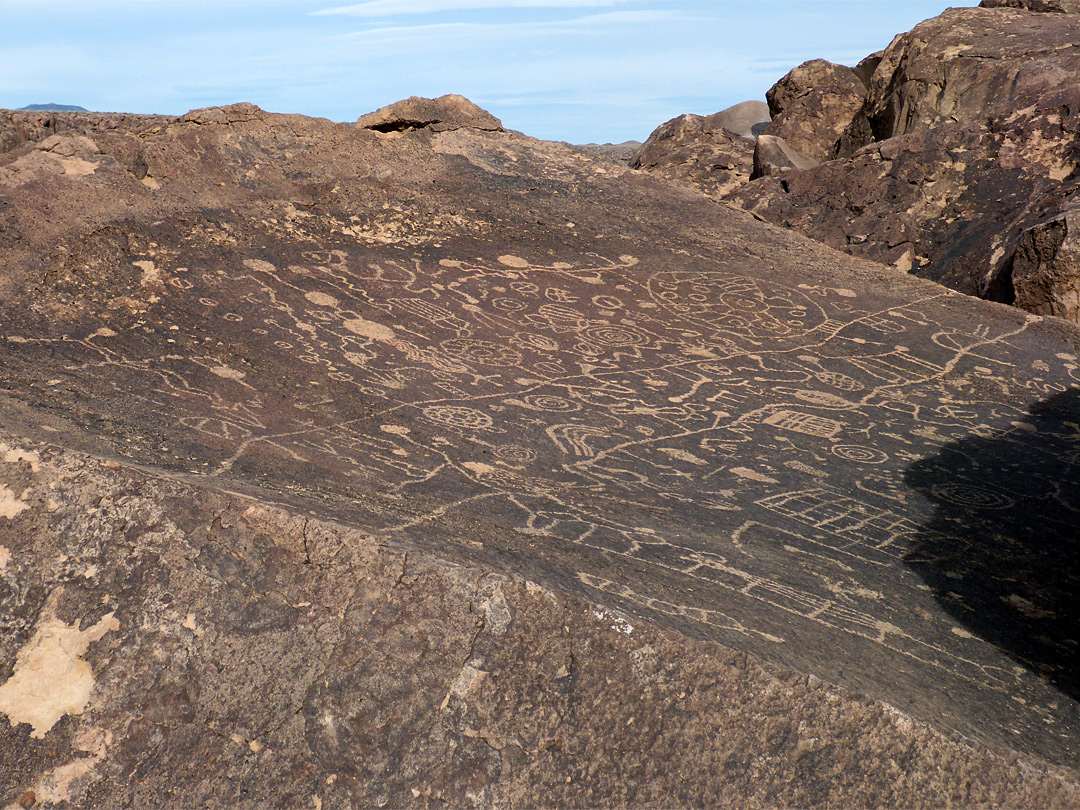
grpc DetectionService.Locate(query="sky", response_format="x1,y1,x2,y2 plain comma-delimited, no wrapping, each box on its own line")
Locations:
1,0,981,144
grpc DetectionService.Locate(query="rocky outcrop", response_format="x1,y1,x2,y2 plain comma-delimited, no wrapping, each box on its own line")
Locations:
178,102,266,126
980,0,1080,12
761,60,866,162
4,95,1080,803
840,6,1080,151
356,94,503,133
634,6,1080,321
726,5,1080,316
629,112,755,198
0,109,166,155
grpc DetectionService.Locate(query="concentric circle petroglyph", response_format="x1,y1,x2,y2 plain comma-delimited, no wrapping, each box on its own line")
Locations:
584,324,651,348
513,333,560,352
832,445,888,464
422,405,494,431
930,484,1014,510
519,394,580,412
647,272,825,340
494,444,537,464
440,338,523,366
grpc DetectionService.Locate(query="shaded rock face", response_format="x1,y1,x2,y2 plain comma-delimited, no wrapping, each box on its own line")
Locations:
629,112,755,198
1006,199,1080,318
3,99,1080,804
356,94,503,133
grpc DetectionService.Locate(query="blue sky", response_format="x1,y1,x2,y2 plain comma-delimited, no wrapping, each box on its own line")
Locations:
1,1,980,143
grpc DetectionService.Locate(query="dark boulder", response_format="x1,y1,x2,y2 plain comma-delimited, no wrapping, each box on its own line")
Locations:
765,59,864,119
724,6,1080,321
630,112,755,198
980,0,1080,12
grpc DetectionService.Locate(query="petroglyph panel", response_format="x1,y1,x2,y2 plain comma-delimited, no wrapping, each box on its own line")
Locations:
3,213,1080,765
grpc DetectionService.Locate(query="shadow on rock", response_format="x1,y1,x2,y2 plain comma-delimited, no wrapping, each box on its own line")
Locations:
904,387,1080,701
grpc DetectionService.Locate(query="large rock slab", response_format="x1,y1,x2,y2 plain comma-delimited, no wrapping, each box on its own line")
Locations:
3,433,1078,807
3,100,1080,803
980,0,1080,12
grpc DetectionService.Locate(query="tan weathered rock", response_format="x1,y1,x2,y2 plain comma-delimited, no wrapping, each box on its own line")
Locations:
356,94,503,133
751,133,820,178
708,99,771,139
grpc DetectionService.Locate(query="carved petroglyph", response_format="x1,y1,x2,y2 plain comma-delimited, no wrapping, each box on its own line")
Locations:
4,234,1078,757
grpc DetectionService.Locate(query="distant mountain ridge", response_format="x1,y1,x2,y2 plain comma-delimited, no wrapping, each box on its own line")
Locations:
18,103,88,112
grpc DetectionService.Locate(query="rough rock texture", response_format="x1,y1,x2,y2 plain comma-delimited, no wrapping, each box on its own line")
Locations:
3,99,1080,804
3,435,1078,809
0,110,167,156
629,113,755,198
356,94,503,133
626,101,769,200
1005,197,1080,318
573,141,643,164
751,134,820,179
632,6,1080,321
761,60,866,162
723,6,1080,317
980,0,1080,12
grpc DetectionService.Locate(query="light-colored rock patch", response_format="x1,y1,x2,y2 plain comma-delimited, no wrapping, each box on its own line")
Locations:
344,317,396,342
1,442,40,471
211,365,246,380
0,593,120,738
0,485,28,519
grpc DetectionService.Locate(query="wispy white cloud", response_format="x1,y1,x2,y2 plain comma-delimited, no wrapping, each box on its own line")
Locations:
328,9,682,41
313,0,641,16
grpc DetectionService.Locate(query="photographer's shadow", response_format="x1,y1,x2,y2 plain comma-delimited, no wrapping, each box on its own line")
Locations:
904,387,1080,701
